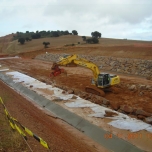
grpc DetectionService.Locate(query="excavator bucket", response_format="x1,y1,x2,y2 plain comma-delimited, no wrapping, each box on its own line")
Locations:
50,62,67,77
51,62,58,70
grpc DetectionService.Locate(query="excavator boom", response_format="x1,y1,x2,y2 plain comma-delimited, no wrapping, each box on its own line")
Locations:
57,54,100,80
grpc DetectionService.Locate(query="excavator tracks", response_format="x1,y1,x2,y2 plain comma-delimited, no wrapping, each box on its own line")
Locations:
85,86,105,97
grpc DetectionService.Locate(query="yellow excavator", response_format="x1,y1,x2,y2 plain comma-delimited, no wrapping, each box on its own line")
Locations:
50,54,120,96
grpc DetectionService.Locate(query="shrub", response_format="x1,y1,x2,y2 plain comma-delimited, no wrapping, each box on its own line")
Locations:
18,38,25,45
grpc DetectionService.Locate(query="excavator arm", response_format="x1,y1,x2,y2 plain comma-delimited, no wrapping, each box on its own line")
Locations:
57,54,100,80
57,54,78,65
51,54,120,97
72,59,100,81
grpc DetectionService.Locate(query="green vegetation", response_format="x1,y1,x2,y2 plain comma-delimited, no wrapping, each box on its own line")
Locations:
82,36,86,41
13,30,101,45
82,31,101,44
31,33,41,39
43,42,50,48
18,37,25,45
13,30,74,41
25,37,32,41
13,30,78,45
91,31,101,38
86,37,99,44
72,30,78,35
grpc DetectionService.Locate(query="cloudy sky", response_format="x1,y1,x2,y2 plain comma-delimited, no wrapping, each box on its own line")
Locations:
0,0,152,40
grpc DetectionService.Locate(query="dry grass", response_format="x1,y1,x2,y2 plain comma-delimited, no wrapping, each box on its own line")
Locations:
0,111,28,152
3,35,83,54
0,93,28,152
0,34,152,59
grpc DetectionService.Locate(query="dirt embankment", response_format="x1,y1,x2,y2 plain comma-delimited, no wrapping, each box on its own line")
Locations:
34,53,152,123
0,79,106,152
36,53,152,80
1,58,152,124
17,44,152,60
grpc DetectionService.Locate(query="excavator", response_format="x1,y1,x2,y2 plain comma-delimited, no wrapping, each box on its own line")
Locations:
50,54,120,96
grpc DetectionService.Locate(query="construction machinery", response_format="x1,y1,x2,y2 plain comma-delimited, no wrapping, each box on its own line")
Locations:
50,54,120,96
59,54,77,67
50,62,67,77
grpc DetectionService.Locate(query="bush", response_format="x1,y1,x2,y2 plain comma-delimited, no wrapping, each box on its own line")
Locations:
82,36,86,41
31,33,41,39
86,37,99,44
91,31,101,38
25,37,30,41
72,30,78,35
18,38,25,45
92,37,99,43
43,42,50,48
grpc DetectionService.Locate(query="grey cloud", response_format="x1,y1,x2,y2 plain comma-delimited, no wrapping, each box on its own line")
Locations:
22,24,33,29
0,0,152,40
44,0,152,24
0,8,18,20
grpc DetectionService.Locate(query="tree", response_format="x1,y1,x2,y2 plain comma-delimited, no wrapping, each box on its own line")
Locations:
91,31,102,38
92,37,99,43
86,38,92,44
43,42,50,48
39,30,47,37
82,36,86,41
18,38,25,45
31,33,41,39
50,31,59,37
86,37,99,44
25,37,30,41
64,30,69,35
72,30,78,35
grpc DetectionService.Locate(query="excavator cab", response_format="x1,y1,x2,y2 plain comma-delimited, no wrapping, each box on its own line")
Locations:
91,73,110,88
97,73,110,88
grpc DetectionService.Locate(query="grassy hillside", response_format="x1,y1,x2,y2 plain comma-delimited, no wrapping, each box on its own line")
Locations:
0,35,152,59
0,34,14,55
2,35,83,54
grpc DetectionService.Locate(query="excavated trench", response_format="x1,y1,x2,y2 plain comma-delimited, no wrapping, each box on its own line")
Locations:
0,69,145,152
1,58,152,124
49,80,152,124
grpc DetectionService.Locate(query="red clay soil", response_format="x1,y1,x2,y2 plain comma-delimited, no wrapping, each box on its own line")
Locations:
17,45,152,60
0,54,9,57
0,79,107,152
1,58,152,116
